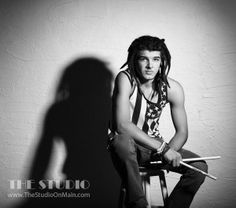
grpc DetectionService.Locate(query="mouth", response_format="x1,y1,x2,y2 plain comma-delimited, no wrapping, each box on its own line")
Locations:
145,71,153,75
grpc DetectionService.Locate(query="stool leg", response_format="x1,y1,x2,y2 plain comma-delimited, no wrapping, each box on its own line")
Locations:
119,184,127,208
142,175,151,208
159,171,168,207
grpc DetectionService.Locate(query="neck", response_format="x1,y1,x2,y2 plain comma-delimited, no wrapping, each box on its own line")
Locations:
138,78,154,89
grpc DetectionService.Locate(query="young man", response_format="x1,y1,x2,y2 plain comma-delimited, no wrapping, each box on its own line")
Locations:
108,36,208,208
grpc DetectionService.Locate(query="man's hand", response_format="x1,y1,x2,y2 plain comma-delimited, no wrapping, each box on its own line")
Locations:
163,149,182,167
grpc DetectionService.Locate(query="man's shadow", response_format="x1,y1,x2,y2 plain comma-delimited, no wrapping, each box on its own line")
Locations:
19,57,120,208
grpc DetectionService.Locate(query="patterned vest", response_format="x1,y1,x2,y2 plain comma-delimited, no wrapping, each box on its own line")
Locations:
108,69,168,140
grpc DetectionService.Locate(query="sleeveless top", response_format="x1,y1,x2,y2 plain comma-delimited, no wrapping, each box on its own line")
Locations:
108,69,168,141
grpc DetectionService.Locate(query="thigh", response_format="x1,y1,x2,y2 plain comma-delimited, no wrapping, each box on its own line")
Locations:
135,143,153,165
179,148,201,159
108,133,136,157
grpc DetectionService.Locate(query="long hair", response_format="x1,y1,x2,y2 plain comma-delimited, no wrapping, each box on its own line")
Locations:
121,35,171,92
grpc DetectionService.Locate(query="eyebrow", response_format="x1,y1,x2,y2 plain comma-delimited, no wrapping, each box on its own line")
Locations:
138,55,161,58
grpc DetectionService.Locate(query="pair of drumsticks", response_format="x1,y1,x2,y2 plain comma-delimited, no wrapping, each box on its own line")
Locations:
150,156,221,180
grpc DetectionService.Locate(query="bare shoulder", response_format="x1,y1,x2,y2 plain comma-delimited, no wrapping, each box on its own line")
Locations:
167,77,184,93
114,71,133,95
167,77,185,104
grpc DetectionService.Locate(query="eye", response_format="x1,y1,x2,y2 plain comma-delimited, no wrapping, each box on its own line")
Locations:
153,57,161,61
138,56,147,61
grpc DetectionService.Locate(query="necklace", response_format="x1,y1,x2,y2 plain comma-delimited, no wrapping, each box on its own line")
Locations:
139,83,156,102
148,88,154,100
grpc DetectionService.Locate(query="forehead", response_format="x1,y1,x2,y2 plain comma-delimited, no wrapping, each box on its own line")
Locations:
138,50,161,57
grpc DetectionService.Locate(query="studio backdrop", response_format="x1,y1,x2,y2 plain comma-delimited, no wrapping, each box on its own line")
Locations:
0,0,236,208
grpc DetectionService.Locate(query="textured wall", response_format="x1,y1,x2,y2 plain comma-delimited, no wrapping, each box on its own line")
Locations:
0,0,236,207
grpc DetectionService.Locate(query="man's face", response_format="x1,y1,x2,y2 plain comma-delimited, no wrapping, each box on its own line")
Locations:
136,50,161,82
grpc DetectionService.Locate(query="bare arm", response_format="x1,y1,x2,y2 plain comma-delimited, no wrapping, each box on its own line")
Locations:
112,72,163,150
161,78,188,167
167,78,188,151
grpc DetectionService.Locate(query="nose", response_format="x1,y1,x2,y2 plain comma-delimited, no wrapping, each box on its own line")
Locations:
146,60,153,68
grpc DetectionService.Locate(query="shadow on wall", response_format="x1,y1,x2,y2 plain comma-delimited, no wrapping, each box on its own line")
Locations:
17,57,120,208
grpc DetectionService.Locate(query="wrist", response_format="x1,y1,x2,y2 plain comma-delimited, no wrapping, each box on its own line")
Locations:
161,143,170,156
156,141,169,155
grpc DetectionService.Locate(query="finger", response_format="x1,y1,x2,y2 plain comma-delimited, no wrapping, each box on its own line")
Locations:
172,159,177,167
176,159,180,167
166,157,172,164
176,156,181,167
179,155,182,162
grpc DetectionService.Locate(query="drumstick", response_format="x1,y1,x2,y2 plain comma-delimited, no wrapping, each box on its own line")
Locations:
182,156,221,162
150,156,221,164
180,161,217,180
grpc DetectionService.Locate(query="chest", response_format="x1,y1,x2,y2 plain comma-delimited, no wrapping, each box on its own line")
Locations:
129,86,167,119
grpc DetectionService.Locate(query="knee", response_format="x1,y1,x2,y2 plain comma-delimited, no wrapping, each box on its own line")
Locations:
192,161,208,184
110,134,136,161
182,161,208,194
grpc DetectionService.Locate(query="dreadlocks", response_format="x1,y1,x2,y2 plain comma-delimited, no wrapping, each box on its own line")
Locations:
121,35,171,92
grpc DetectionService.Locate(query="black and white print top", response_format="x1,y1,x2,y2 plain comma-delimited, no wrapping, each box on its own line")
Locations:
109,69,168,140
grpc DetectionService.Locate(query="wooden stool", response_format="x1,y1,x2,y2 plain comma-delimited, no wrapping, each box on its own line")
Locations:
119,166,168,208
139,166,168,208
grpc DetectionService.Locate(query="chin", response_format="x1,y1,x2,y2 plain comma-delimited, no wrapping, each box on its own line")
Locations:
142,76,155,82
145,74,155,80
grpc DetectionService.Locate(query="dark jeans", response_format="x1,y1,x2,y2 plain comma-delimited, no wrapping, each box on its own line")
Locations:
108,134,208,208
